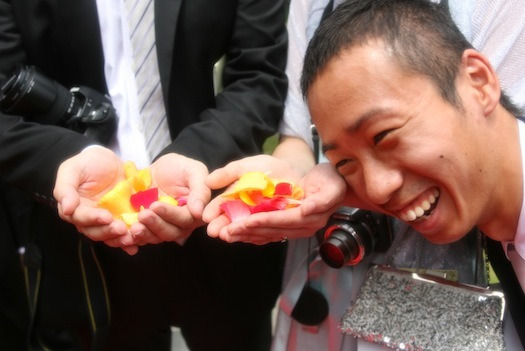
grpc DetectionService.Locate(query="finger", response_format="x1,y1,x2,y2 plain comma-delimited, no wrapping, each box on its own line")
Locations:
205,161,245,189
228,225,318,241
78,219,128,242
66,205,114,227
205,214,232,238
186,169,211,220
121,245,139,256
148,202,195,228
243,207,328,228
129,222,164,245
103,233,133,247
137,207,192,242
54,182,81,217
202,196,227,223
300,189,344,216
223,232,290,245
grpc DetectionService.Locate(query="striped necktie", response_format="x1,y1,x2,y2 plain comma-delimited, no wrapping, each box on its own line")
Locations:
126,0,171,160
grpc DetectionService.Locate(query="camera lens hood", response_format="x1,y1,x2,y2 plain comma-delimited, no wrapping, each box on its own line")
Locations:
320,223,373,268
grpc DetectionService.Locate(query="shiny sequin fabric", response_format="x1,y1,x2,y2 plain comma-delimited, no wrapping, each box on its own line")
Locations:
340,265,506,351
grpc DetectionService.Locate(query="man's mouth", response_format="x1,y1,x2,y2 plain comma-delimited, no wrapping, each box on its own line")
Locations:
398,189,440,222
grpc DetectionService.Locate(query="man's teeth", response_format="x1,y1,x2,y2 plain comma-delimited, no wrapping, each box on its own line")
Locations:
401,190,439,222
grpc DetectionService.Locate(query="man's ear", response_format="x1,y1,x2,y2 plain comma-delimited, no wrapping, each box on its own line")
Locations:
461,48,500,115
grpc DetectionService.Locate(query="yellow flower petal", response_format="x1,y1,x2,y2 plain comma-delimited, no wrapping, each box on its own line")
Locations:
291,184,304,199
98,179,136,217
237,172,271,191
124,160,152,192
239,190,259,206
124,160,139,179
121,212,139,226
158,195,179,206
224,171,275,199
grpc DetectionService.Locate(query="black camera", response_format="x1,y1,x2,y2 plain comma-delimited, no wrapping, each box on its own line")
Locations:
0,64,117,145
319,207,392,268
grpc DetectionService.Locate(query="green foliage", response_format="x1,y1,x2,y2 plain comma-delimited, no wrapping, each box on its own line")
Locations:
263,133,279,154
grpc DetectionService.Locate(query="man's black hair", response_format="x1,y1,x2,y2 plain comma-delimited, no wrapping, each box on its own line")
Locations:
301,0,522,116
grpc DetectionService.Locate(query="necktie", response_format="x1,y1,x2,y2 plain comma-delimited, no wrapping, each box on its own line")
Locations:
126,0,171,160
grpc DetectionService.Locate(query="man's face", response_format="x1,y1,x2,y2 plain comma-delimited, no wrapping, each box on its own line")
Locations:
307,42,496,244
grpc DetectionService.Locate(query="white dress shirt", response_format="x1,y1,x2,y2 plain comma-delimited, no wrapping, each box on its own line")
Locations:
506,119,525,293
94,0,152,168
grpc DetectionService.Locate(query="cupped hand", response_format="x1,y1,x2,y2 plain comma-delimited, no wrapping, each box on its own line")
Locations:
203,154,304,240
53,146,138,254
203,158,347,245
129,153,211,245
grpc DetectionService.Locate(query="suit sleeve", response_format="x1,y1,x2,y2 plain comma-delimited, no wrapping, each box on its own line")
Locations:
164,0,289,171
0,0,94,196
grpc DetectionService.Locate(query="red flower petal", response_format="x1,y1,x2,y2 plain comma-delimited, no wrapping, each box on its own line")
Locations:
220,200,251,222
250,197,288,213
274,182,293,196
130,187,159,211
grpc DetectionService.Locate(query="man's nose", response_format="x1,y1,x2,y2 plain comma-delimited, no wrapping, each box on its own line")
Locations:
361,159,402,205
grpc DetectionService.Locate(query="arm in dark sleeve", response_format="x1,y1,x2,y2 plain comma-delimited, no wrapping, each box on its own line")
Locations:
0,0,94,196
165,0,289,171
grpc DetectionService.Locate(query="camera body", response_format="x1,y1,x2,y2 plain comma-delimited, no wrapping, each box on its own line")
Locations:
0,65,117,145
319,207,392,268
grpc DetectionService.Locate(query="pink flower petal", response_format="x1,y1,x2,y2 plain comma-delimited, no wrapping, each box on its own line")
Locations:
220,200,251,222
175,196,187,206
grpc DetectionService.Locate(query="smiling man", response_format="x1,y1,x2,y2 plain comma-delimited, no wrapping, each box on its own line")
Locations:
302,0,525,291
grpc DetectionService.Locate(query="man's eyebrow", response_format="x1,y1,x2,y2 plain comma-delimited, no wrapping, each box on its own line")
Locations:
322,142,336,155
321,107,389,154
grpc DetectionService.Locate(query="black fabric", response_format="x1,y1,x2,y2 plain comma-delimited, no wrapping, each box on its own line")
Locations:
94,229,286,351
486,237,525,347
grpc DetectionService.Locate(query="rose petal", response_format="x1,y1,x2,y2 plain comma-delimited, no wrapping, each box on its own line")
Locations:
121,212,139,226
250,197,288,213
274,182,293,196
158,195,179,206
175,196,187,206
291,184,304,200
223,171,275,199
130,187,159,211
220,199,251,222
98,180,136,217
239,190,265,206
124,161,152,192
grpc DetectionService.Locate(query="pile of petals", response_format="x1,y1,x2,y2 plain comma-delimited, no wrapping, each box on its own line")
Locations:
98,161,186,226
220,171,304,222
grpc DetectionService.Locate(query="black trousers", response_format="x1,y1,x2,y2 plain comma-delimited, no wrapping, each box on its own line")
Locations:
0,193,286,351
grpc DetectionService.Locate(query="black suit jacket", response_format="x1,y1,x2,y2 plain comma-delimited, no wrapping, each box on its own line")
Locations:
0,0,287,190
0,1,288,350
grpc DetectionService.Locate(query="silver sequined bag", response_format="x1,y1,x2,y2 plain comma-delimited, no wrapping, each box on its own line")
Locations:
340,265,506,351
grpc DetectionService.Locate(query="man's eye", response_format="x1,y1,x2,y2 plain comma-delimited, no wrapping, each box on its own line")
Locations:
335,159,348,168
373,129,393,145
335,159,355,175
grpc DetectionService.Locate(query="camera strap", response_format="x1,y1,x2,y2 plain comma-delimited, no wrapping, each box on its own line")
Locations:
290,236,329,326
17,198,110,350
19,240,43,351
78,239,111,351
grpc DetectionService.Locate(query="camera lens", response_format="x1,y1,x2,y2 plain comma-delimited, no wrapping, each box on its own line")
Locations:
320,224,373,268
0,65,73,125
